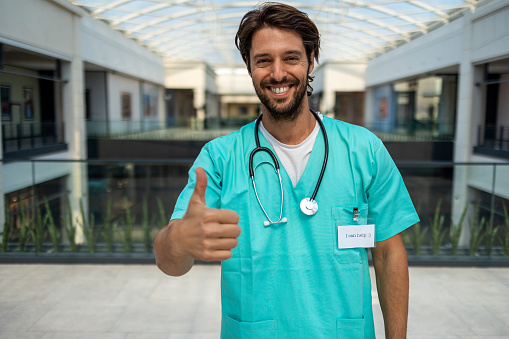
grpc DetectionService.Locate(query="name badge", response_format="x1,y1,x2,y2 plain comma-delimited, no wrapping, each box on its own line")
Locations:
338,224,375,249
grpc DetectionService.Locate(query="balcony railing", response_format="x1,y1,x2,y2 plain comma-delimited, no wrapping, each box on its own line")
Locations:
1,159,509,259
477,125,509,151
365,122,455,142
2,122,65,155
87,120,457,143
86,120,167,138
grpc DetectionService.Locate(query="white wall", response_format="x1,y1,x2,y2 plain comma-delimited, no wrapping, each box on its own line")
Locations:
366,18,464,87
215,68,255,95
0,0,77,59
324,63,366,91
80,16,165,86
108,74,141,121
165,62,206,89
471,2,509,63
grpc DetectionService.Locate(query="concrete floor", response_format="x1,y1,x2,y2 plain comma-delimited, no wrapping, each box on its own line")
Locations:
0,264,508,338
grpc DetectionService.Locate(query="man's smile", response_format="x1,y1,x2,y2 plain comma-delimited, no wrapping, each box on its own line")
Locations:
269,85,292,94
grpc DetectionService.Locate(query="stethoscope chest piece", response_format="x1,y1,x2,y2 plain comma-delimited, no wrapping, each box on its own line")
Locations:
300,197,318,215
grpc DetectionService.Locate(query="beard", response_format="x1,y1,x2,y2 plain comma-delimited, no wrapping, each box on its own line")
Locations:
254,75,308,122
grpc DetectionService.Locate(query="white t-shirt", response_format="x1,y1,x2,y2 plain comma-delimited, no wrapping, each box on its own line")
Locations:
259,120,319,187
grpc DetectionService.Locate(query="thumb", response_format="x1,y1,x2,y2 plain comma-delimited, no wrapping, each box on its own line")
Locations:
191,167,208,205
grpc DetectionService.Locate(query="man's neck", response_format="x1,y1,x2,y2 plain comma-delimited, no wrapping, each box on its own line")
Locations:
261,103,316,145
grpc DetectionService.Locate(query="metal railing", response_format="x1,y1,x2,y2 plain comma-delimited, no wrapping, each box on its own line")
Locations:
477,125,509,152
86,120,167,138
365,122,455,142
2,122,65,154
86,119,456,142
1,159,508,257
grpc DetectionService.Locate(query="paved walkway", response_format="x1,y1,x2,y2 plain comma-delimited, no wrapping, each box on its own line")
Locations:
0,264,508,338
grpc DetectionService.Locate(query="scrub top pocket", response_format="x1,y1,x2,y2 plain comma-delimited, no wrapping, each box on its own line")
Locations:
332,206,369,264
337,317,365,338
222,314,278,339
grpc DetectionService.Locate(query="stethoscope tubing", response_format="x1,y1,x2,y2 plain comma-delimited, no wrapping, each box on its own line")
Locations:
249,109,328,221
310,109,328,201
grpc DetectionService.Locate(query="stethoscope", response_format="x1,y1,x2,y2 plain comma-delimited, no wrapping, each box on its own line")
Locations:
248,109,329,226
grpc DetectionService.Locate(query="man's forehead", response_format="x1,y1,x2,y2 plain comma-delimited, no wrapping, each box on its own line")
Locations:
250,27,306,54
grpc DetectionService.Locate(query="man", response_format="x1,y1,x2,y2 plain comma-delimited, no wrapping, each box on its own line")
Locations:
154,3,419,338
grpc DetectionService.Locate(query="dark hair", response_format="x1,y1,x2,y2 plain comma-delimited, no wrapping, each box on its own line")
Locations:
235,2,320,96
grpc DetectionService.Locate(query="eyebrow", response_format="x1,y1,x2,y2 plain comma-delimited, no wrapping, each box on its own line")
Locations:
252,50,304,60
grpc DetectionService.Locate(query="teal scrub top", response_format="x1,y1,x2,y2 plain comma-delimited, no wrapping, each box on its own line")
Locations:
171,115,419,338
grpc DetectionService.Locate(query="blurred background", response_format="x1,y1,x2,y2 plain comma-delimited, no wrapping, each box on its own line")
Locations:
0,0,508,260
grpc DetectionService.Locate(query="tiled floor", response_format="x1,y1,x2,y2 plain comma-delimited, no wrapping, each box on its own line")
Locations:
0,264,508,338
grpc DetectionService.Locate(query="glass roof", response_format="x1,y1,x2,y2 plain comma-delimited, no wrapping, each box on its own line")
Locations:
68,0,480,67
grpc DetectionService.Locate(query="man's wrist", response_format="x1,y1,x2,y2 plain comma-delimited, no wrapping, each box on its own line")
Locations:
167,220,187,259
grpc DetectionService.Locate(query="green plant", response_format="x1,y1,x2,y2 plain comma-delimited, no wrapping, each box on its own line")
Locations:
18,201,32,252
1,205,12,252
119,197,135,252
80,199,100,253
142,196,154,253
409,221,428,255
469,201,486,256
429,199,447,255
62,197,77,252
156,197,169,228
499,203,509,256
450,202,468,255
44,198,60,253
100,197,116,252
33,198,49,253
484,208,499,257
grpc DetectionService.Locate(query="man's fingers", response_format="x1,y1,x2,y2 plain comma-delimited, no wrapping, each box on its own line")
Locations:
202,250,234,262
190,167,208,205
206,238,239,251
214,209,240,225
203,221,241,238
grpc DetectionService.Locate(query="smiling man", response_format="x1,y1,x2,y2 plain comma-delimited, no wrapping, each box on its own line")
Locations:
154,3,419,338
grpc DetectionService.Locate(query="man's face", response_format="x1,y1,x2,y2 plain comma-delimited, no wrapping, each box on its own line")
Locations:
249,27,314,121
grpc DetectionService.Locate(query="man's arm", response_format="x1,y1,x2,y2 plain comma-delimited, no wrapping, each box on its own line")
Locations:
371,233,409,339
154,167,241,277
154,219,196,276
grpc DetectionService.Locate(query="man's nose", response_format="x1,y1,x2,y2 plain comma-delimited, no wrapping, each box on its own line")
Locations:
270,59,287,81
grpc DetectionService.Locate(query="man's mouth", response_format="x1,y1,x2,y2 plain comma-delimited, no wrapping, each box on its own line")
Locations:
269,85,291,94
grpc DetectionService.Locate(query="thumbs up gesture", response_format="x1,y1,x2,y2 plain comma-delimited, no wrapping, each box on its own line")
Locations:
170,167,241,262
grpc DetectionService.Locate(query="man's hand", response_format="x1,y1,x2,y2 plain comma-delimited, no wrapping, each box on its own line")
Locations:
172,167,241,262
154,167,241,276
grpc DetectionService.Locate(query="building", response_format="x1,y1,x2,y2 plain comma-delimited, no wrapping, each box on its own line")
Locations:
0,0,165,240
1,0,507,249
364,0,509,244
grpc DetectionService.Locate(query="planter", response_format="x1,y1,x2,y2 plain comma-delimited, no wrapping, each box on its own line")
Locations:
0,242,155,264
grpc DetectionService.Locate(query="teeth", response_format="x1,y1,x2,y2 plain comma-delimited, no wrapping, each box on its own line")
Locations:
271,86,289,94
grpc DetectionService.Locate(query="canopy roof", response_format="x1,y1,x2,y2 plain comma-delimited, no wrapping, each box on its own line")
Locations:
69,0,479,66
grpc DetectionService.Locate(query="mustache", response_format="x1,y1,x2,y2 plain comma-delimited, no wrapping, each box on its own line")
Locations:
261,77,299,87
